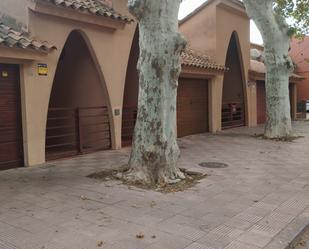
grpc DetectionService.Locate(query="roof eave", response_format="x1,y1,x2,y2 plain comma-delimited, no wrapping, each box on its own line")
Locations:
181,64,225,79
179,0,216,26
179,0,247,26
0,45,51,61
249,70,304,83
30,1,131,30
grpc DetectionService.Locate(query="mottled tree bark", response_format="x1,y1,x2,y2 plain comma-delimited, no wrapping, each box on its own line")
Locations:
243,0,294,138
125,0,186,185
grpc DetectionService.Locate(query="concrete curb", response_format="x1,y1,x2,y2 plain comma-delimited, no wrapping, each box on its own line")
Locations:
287,223,309,249
264,212,309,249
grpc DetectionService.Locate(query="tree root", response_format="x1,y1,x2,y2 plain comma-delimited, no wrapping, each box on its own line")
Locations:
254,133,304,142
121,166,185,187
88,166,206,193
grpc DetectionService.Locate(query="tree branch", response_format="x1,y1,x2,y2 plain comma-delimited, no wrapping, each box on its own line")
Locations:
243,0,288,44
127,0,146,20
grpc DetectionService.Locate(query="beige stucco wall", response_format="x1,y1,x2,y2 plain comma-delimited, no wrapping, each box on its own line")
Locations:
0,51,56,166
0,0,136,166
1,0,259,167
216,4,253,127
179,1,217,59
49,31,107,109
25,3,135,166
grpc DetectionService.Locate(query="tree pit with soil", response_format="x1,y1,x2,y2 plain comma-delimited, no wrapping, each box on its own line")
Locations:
253,133,304,142
88,165,207,193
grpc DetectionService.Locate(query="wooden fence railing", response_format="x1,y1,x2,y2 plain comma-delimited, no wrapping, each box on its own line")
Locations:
121,106,137,146
46,106,111,160
221,102,245,129
297,100,308,120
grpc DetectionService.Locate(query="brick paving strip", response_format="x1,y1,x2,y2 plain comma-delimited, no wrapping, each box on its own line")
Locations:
0,121,308,249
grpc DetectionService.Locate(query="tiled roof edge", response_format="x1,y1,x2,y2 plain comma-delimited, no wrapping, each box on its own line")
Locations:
0,22,56,53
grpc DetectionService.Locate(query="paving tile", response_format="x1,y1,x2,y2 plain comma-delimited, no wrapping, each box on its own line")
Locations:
146,208,176,220
144,233,192,249
144,244,170,249
224,213,264,230
0,240,20,249
224,218,255,230
237,231,272,247
184,242,216,249
224,241,261,249
263,211,309,249
134,214,166,226
0,222,35,246
156,221,206,241
0,122,309,249
198,225,244,248
275,197,309,215
29,241,70,249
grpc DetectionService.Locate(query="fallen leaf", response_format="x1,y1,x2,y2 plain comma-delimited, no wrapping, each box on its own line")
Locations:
136,232,144,239
97,241,104,247
150,201,157,208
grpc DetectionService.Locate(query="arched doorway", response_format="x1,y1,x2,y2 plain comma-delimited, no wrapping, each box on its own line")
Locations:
221,32,246,129
46,31,111,160
122,28,210,145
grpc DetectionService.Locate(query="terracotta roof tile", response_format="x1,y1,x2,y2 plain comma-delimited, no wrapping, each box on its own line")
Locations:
0,22,56,53
250,59,303,80
41,0,133,23
181,48,227,71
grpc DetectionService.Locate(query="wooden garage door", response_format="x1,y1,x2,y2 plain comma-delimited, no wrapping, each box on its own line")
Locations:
177,78,209,137
256,80,266,124
0,64,23,170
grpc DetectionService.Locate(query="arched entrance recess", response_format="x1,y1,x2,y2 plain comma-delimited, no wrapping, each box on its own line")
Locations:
221,31,247,129
122,29,139,147
46,30,111,160
122,28,210,145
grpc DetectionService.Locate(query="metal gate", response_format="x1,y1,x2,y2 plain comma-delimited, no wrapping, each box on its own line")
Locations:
221,102,245,129
121,106,137,147
46,106,111,160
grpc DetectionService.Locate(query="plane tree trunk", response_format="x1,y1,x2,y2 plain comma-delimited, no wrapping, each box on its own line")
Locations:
125,0,186,185
243,0,294,138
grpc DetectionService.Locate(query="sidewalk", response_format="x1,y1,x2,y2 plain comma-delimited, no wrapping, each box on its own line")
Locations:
0,122,308,249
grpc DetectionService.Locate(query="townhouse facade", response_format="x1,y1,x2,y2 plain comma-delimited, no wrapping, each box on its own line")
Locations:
0,0,301,170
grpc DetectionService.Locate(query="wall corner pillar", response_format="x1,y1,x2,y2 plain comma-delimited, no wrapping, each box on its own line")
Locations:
247,79,257,127
20,60,57,167
209,75,224,133
111,107,122,150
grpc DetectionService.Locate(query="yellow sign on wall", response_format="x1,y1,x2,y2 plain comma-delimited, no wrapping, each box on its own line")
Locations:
38,63,48,76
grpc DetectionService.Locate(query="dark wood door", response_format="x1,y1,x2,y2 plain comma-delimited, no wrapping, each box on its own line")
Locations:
256,80,266,124
177,78,209,137
0,64,23,170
